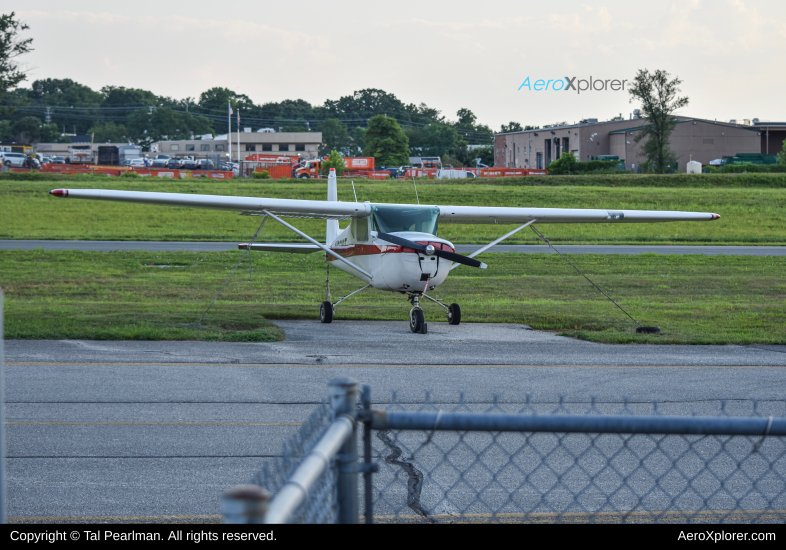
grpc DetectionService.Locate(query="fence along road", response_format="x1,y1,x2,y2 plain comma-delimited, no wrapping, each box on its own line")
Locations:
2,240,785,255
244,379,786,524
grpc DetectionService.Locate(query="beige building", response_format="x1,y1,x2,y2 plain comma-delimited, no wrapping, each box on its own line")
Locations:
151,131,322,162
495,117,763,169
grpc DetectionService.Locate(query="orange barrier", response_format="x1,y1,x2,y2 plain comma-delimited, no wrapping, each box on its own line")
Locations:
369,171,390,180
255,165,292,179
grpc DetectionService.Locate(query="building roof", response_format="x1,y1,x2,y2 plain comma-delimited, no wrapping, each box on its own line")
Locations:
608,118,762,134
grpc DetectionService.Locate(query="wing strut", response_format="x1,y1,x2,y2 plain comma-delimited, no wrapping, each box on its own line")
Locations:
450,219,537,271
262,210,373,280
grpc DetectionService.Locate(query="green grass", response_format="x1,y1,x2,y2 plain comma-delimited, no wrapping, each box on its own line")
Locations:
1,250,784,345
2,176,785,244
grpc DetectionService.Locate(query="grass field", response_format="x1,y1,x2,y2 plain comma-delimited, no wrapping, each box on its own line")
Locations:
2,175,785,244
1,249,784,345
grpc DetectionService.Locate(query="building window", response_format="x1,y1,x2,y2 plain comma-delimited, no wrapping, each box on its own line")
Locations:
201,144,210,151
262,144,272,151
170,144,180,151
295,144,306,152
246,145,256,151
215,144,225,151
278,144,291,152
186,144,195,151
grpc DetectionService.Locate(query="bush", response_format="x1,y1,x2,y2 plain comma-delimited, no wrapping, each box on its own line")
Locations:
716,163,786,173
547,152,622,175
252,170,271,179
120,170,141,178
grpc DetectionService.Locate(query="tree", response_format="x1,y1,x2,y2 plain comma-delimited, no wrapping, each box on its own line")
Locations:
12,115,42,142
318,118,350,156
628,69,689,173
455,108,477,128
127,107,213,150
0,119,10,140
0,12,33,115
39,123,67,143
777,138,786,166
420,123,459,157
363,115,409,166
500,122,522,133
88,121,128,143
322,149,346,176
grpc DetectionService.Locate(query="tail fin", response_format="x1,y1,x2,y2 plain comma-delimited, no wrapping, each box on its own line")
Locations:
326,168,339,245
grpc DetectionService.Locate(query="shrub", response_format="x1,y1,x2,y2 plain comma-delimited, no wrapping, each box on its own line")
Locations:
252,170,271,179
547,152,622,175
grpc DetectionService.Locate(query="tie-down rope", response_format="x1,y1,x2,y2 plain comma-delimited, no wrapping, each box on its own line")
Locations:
529,224,643,328
195,216,268,326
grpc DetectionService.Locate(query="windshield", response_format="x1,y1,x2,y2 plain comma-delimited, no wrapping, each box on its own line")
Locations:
371,205,439,235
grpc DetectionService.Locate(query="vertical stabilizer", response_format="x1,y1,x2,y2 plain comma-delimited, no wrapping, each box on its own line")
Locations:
326,168,339,245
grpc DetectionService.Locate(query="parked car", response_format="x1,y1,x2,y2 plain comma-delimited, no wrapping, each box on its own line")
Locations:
128,158,146,168
150,159,168,168
1,152,29,167
50,156,66,164
194,159,215,170
181,159,197,170
155,155,170,161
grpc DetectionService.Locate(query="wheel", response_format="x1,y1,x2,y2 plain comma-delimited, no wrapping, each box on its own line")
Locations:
3,161,10,167
319,301,333,323
447,303,461,325
300,174,310,179
410,308,425,333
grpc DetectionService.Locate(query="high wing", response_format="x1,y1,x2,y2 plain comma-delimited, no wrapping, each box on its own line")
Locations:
49,189,720,223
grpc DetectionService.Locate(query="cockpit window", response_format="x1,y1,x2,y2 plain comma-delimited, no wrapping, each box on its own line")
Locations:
371,205,439,235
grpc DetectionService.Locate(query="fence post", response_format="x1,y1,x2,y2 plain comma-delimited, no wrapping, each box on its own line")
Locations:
221,484,270,524
329,377,359,524
361,384,373,524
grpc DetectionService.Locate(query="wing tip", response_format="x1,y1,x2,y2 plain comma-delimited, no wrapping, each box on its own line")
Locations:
711,213,721,220
50,189,67,197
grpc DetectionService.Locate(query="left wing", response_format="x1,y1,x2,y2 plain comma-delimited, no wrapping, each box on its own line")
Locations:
436,205,720,224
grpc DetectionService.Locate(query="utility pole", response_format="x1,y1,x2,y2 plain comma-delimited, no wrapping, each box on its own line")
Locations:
45,106,51,124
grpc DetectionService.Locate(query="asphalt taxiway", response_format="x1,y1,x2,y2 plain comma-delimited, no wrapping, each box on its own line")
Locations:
4,322,785,522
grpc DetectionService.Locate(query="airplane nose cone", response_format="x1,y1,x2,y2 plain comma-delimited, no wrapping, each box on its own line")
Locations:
425,245,435,255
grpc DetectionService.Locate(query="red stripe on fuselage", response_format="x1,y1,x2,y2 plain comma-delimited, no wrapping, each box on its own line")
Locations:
328,241,454,260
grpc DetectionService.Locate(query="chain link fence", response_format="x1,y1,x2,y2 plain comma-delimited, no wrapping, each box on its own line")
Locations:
236,380,786,524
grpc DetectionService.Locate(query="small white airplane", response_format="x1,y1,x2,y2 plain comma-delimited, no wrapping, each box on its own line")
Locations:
50,169,720,333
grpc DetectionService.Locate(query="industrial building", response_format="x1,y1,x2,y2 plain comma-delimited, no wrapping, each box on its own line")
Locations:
150,130,322,162
495,116,777,170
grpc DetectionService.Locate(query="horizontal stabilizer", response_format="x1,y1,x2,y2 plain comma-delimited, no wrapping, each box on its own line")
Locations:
238,243,321,254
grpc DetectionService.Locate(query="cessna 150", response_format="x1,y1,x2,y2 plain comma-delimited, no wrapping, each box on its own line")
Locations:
49,168,719,333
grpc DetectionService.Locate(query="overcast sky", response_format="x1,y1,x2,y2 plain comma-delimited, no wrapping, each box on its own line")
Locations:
15,0,786,130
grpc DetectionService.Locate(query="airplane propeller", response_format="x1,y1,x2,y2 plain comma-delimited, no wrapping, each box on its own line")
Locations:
376,232,487,269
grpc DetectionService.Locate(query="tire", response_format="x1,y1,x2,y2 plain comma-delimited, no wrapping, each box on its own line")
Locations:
300,174,310,179
447,303,461,325
319,301,333,323
3,161,10,167
410,308,425,333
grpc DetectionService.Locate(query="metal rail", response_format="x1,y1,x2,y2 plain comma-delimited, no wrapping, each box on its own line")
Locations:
263,415,354,524
370,410,785,436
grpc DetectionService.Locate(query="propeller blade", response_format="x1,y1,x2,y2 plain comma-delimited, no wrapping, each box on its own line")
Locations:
376,232,427,252
377,232,487,269
434,249,487,269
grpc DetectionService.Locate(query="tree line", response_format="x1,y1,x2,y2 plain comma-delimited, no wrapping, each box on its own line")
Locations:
1,76,503,165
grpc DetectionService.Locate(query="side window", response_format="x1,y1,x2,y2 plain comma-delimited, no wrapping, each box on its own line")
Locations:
354,218,369,242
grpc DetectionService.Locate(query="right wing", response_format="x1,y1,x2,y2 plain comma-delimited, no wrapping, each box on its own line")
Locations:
49,189,368,220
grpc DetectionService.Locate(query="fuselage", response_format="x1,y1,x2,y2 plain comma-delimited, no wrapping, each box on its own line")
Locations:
328,228,455,292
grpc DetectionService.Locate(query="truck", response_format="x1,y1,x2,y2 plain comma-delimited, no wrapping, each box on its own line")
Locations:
68,145,93,164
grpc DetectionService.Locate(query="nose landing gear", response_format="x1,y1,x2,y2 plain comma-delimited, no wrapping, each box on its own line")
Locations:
409,294,427,334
